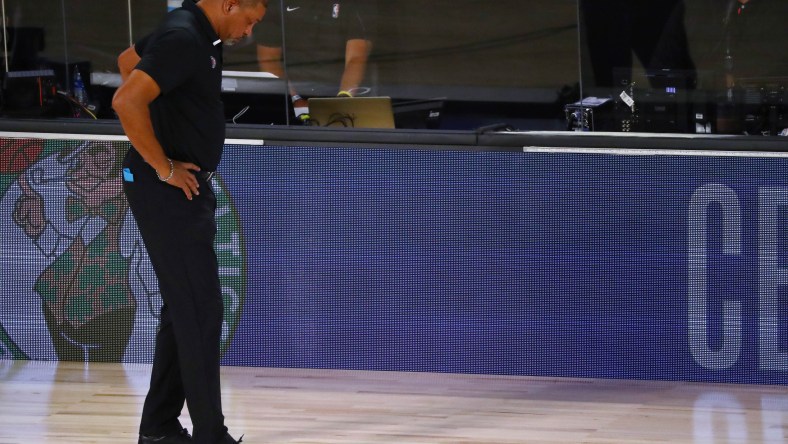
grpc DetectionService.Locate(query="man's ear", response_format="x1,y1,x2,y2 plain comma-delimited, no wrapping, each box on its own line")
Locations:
224,0,239,14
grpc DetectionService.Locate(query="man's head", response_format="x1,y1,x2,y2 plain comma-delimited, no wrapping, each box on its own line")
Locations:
199,0,267,46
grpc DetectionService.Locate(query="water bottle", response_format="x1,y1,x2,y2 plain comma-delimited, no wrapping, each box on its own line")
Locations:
72,67,87,107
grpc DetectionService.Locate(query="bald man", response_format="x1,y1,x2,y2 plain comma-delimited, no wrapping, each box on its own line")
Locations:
113,1,267,443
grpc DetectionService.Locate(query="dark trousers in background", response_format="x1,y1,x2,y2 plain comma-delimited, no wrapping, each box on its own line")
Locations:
580,0,695,88
122,148,227,444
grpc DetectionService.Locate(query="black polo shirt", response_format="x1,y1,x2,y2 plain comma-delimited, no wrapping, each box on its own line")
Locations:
253,0,373,96
135,0,224,171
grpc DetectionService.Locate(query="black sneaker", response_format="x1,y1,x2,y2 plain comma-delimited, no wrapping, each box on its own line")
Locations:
138,428,193,443
219,433,244,443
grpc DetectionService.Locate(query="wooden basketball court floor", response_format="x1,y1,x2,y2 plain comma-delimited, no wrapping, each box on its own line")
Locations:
0,359,786,443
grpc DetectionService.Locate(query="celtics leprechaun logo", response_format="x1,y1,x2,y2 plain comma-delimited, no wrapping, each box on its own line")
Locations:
0,138,245,363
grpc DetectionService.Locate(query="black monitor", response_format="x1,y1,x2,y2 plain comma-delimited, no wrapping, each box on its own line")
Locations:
392,98,445,129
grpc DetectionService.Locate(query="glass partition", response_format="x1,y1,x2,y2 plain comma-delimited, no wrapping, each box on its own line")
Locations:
0,0,582,129
1,0,65,118
0,0,164,119
1,1,786,136
241,0,580,129
576,0,788,136
372,1,579,131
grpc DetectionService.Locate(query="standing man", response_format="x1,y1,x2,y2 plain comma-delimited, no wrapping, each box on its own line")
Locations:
112,1,266,443
255,1,375,123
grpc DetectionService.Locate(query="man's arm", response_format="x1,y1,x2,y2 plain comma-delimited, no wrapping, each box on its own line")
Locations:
257,44,310,118
257,45,307,101
118,45,141,83
339,39,372,95
256,45,285,79
112,66,200,200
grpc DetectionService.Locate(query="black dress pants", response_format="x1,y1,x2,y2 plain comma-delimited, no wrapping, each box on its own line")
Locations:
122,148,227,444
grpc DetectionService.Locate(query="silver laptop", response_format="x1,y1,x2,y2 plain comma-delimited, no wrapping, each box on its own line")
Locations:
307,97,395,129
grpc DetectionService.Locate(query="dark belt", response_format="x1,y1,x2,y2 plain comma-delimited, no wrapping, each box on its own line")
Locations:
196,171,216,181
